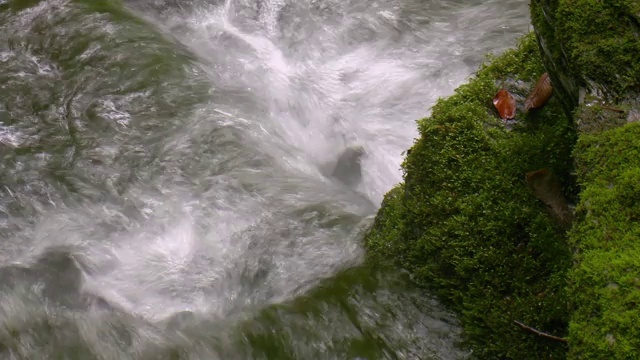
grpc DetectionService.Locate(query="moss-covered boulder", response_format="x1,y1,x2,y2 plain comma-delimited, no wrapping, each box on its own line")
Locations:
568,123,640,359
365,33,576,359
366,0,640,358
531,1,640,358
531,0,640,110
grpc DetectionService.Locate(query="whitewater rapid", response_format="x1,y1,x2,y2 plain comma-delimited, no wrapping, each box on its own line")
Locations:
0,0,531,358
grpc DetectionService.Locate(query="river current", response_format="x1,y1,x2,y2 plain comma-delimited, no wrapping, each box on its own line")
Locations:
0,0,530,358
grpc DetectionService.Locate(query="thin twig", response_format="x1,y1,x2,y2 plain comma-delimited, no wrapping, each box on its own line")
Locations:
513,320,568,343
600,104,625,113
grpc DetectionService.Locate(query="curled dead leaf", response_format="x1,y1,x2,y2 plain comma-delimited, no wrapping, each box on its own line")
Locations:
493,88,516,120
525,73,552,112
525,168,573,228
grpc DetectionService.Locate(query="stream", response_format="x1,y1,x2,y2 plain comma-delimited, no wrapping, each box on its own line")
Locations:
0,0,530,358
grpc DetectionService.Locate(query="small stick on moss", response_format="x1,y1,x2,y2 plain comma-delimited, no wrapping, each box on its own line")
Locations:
600,105,625,113
513,320,568,343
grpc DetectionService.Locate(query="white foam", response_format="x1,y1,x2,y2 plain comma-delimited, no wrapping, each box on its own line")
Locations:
0,124,23,148
160,0,530,205
2,0,531,328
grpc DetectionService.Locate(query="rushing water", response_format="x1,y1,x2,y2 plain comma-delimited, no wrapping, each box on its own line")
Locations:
0,0,530,358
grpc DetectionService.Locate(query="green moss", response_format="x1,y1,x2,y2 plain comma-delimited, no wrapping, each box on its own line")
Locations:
364,33,577,359
365,185,410,266
557,0,640,99
531,0,640,103
567,123,640,359
529,0,580,116
370,2,639,356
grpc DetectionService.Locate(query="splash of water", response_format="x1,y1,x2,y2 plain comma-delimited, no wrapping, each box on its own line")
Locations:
0,0,530,358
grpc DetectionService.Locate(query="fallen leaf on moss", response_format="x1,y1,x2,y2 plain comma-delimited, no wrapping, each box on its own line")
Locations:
525,73,552,112
493,88,516,120
525,168,572,228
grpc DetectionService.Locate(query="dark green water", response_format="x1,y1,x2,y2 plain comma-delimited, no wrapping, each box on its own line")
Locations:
0,0,530,358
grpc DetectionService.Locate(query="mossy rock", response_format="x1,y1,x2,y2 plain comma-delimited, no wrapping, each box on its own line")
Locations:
365,33,576,359
529,0,580,117
530,1,640,357
531,0,640,110
366,1,639,358
567,122,640,359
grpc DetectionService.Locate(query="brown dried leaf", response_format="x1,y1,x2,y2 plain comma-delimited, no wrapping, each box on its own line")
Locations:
525,168,573,228
493,88,516,120
525,73,552,112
